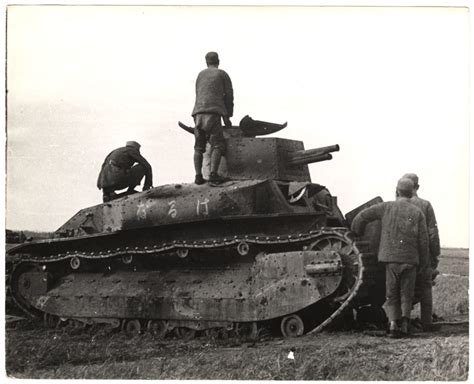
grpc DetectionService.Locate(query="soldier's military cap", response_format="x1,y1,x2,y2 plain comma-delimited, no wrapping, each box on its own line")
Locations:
126,141,141,149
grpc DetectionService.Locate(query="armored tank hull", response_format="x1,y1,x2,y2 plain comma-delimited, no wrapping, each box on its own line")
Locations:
9,180,379,338
9,119,383,338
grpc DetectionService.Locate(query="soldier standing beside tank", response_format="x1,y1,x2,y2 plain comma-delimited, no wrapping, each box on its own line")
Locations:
403,173,441,332
97,141,153,202
192,51,234,185
351,178,429,338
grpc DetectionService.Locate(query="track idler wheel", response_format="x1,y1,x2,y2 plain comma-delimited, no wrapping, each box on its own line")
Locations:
280,314,305,337
147,320,168,339
122,319,142,336
174,327,196,340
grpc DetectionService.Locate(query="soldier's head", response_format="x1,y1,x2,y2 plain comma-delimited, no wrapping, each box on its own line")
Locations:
402,173,420,191
205,51,220,67
126,141,141,150
396,178,415,198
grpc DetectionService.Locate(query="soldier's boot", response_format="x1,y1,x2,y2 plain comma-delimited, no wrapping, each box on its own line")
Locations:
400,317,410,336
209,149,229,184
388,321,402,339
194,174,206,185
127,186,138,194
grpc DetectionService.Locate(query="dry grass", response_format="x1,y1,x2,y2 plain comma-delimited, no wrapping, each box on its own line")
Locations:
7,327,468,380
5,248,469,380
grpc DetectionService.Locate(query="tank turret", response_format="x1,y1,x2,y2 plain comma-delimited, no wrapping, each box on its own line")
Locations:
179,116,340,182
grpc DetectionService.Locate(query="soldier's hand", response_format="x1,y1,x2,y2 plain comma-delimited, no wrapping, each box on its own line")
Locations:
223,116,232,128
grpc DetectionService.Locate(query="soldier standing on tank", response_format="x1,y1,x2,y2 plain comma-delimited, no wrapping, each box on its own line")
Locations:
351,178,429,338
192,51,234,185
402,173,441,332
97,141,153,202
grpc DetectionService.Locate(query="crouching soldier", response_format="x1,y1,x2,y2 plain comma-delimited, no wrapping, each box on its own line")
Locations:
351,178,429,338
97,141,153,202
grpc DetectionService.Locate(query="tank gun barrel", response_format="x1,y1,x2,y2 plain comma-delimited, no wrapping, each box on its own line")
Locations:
288,153,332,166
287,144,339,167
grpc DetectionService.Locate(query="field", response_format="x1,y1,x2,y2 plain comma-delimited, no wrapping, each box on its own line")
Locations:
5,248,469,380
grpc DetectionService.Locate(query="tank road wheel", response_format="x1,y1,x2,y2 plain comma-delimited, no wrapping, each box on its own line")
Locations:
68,319,87,330
236,322,258,341
174,327,196,340
280,314,305,338
70,256,81,270
43,313,59,328
122,319,142,336
147,320,168,339
204,327,228,340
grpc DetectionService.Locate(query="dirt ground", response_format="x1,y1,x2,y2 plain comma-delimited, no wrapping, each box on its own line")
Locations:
5,248,469,380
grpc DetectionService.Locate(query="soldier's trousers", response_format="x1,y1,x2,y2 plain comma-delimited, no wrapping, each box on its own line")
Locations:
104,163,146,192
415,266,433,326
384,263,417,322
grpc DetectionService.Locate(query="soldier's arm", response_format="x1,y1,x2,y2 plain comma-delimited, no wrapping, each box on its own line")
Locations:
426,202,441,268
351,203,384,236
223,72,234,118
417,214,430,273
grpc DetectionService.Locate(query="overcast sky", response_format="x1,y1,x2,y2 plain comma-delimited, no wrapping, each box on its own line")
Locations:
6,5,469,247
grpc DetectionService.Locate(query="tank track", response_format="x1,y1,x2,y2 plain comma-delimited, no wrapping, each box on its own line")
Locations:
10,228,378,339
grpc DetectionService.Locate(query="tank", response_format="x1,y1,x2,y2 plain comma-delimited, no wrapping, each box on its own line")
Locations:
8,116,384,339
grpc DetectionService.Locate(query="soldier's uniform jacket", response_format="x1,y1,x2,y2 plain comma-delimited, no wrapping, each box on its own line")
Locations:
192,67,234,118
351,198,429,268
97,146,152,189
409,195,440,268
